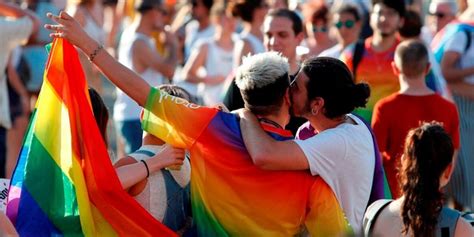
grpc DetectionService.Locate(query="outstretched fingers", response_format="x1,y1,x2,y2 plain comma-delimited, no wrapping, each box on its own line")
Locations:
46,12,67,25
44,11,76,39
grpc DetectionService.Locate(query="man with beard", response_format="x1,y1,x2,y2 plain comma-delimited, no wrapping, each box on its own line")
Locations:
341,0,405,123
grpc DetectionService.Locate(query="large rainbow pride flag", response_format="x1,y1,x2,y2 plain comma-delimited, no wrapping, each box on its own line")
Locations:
6,38,176,236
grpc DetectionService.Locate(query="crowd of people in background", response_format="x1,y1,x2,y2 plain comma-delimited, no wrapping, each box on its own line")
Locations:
1,0,474,235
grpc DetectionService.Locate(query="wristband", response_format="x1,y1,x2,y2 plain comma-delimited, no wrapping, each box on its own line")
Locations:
140,160,150,178
88,44,104,62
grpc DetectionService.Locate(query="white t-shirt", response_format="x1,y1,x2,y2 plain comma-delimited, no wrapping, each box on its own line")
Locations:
444,30,474,84
294,114,375,234
319,43,355,59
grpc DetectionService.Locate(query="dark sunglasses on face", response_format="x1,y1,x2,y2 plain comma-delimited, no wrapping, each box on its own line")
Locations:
289,67,301,87
259,2,269,8
156,7,168,15
312,26,328,33
335,20,355,29
429,12,447,19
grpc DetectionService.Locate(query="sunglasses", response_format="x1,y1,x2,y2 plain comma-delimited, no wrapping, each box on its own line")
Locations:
312,26,328,33
335,20,355,29
289,67,301,87
153,6,168,15
259,2,269,8
429,12,447,18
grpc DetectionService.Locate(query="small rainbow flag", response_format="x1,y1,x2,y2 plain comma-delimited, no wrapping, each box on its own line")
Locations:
6,38,175,236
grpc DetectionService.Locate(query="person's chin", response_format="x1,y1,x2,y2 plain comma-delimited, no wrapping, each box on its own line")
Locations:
271,47,284,53
291,109,302,118
380,30,396,38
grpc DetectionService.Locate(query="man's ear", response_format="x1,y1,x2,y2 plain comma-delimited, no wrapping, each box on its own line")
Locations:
398,17,405,30
311,97,325,111
295,31,304,44
440,162,454,188
424,62,431,75
391,61,400,76
284,88,291,106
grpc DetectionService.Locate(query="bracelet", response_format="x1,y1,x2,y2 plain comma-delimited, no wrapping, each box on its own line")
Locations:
140,160,150,178
88,44,104,62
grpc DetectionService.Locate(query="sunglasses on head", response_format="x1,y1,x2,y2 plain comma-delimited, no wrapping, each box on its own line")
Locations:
312,26,328,33
335,20,355,29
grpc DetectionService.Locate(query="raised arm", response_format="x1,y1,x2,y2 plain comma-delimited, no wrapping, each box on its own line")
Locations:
7,57,29,115
0,2,40,41
135,31,178,79
45,11,150,106
0,2,39,24
181,43,226,85
238,109,309,170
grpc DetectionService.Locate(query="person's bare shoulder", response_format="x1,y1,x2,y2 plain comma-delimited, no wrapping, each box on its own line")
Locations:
454,217,474,237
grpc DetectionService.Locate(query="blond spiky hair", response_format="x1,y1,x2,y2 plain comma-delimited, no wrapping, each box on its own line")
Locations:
235,52,290,90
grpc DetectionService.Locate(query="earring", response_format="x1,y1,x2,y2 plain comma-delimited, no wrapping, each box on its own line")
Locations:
311,107,319,115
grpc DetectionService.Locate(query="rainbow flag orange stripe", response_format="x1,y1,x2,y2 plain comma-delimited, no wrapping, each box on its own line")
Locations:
6,39,176,236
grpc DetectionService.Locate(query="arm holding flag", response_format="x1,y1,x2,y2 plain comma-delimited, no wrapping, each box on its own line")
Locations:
46,11,150,107
45,11,217,148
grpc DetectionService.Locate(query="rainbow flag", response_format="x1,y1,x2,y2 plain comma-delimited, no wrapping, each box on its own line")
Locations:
6,39,176,236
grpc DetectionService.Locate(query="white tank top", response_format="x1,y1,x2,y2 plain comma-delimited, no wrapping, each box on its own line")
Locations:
198,40,234,106
240,32,265,54
114,30,165,121
128,145,191,221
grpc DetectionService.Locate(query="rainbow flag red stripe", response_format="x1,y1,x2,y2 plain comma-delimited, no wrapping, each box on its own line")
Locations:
6,38,176,236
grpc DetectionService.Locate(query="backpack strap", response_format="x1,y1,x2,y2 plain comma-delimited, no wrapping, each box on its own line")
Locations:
363,199,392,236
352,114,387,207
461,212,474,227
463,28,472,54
352,39,365,81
